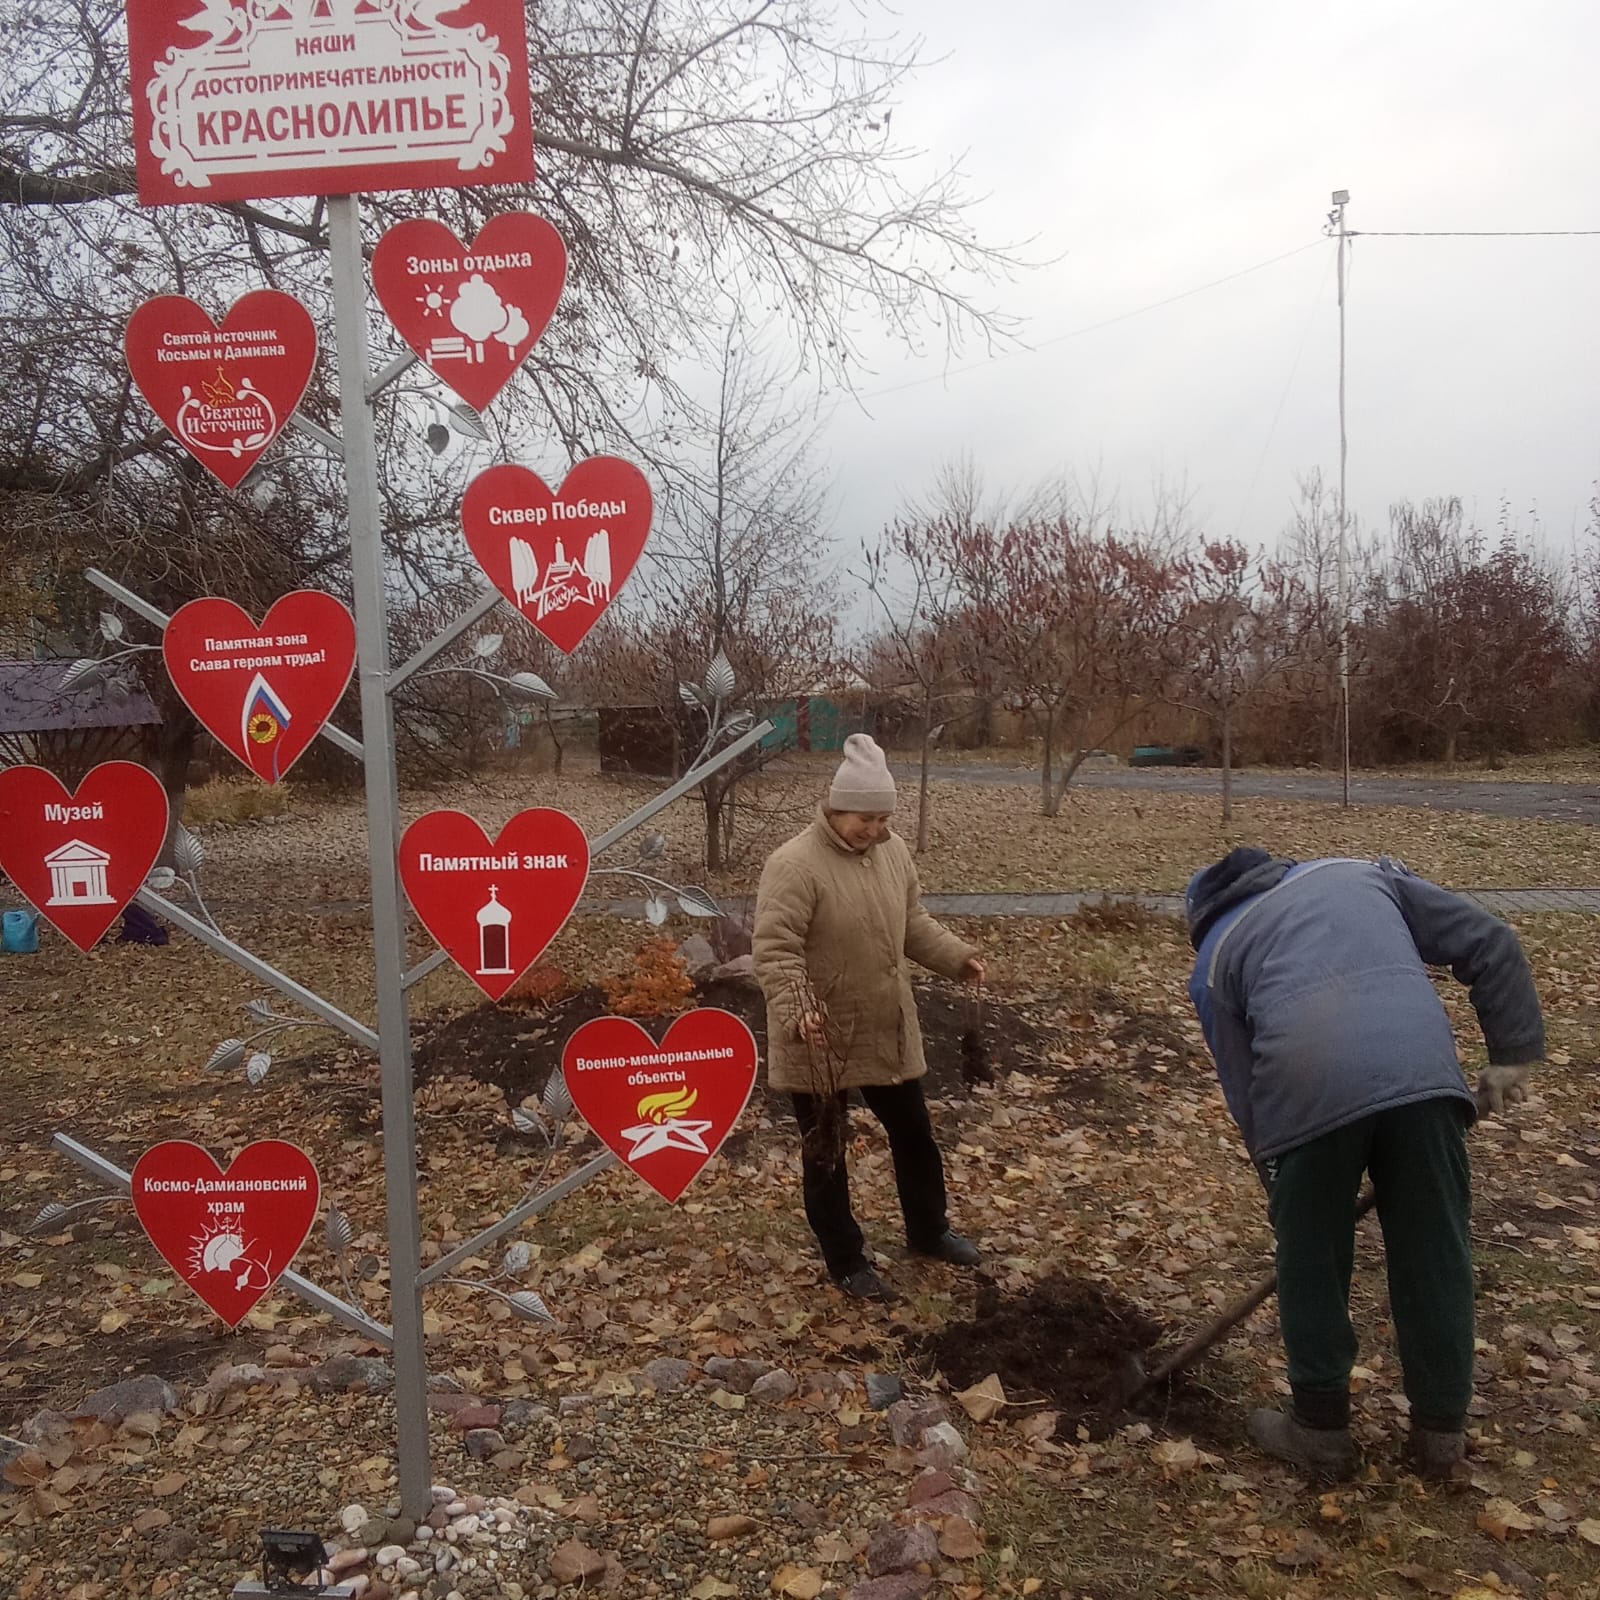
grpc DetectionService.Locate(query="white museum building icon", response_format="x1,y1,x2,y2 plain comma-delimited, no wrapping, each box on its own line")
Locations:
476,884,513,976
45,839,115,906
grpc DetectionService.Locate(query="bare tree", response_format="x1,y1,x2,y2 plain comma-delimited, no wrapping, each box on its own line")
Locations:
600,328,838,870
858,522,961,853
937,515,1180,817
1163,539,1317,824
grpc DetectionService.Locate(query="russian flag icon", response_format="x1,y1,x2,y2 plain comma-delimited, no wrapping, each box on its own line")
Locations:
242,673,294,780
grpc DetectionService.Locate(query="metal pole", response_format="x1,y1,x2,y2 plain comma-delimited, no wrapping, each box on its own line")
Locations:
1334,189,1352,808
326,193,432,1517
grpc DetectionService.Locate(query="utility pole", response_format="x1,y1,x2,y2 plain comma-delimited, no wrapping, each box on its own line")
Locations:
1331,188,1352,808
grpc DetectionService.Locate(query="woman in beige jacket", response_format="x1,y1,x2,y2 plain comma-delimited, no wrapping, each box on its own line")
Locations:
753,734,986,1299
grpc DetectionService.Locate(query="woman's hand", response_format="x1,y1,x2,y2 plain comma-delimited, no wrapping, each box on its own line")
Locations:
961,957,987,985
797,1011,829,1047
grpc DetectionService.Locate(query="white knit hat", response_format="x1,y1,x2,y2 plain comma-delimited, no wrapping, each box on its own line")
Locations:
828,733,897,813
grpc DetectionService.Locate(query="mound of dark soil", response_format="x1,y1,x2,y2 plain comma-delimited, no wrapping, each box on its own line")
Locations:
407,975,1049,1108
909,1274,1235,1442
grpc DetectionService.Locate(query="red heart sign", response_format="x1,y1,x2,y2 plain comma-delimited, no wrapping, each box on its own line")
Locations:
125,291,317,489
563,1011,759,1203
372,215,566,412
0,763,169,952
461,459,653,654
130,1140,319,1329
163,592,357,784
399,808,589,1001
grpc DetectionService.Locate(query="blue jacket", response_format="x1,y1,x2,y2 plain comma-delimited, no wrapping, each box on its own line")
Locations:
1188,857,1544,1162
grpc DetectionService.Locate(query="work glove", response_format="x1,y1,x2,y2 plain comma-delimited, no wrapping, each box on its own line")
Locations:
1476,1062,1533,1116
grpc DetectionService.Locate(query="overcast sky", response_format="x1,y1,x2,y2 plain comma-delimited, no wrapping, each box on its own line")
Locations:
816,0,1600,561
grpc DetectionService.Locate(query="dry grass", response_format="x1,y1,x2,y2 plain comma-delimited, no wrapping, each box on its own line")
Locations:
181,775,295,827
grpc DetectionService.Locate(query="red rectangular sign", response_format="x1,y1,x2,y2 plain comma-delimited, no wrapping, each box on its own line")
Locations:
128,0,534,206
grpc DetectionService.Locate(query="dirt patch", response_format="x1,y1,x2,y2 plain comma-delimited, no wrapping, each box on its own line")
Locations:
908,1274,1235,1443
397,976,1053,1110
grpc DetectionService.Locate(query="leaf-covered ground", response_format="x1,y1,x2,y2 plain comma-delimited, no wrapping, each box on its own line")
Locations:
1,774,1598,1600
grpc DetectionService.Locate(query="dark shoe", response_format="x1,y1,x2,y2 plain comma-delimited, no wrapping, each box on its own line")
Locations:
1247,1407,1357,1479
834,1266,896,1302
1406,1427,1467,1481
912,1230,981,1267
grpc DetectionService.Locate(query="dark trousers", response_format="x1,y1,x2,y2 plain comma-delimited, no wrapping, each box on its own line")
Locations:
791,1079,949,1278
1261,1095,1474,1433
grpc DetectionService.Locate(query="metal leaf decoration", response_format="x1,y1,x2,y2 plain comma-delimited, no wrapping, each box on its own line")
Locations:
511,1104,545,1136
644,895,669,927
676,886,722,919
98,610,125,642
30,1201,69,1233
542,1069,574,1122
636,830,666,863
204,1037,247,1074
446,400,491,441
721,709,755,739
507,670,554,700
704,652,735,702
59,657,103,692
473,632,503,659
506,1289,555,1325
503,1241,532,1276
144,866,177,892
173,826,204,875
245,1050,272,1086
358,1253,381,1281
677,681,704,708
324,1207,354,1258
245,998,276,1023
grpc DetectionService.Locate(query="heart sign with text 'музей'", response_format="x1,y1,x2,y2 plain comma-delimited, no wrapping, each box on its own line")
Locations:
372,215,566,412
0,763,169,952
163,592,357,784
131,1140,320,1328
461,459,653,654
562,1011,759,1204
399,808,589,1001
125,291,317,489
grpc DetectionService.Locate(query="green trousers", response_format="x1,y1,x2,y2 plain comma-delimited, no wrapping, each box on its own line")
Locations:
1260,1095,1474,1433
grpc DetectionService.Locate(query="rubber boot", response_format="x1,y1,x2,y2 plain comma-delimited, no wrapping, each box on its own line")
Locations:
1407,1427,1466,1481
1247,1407,1357,1479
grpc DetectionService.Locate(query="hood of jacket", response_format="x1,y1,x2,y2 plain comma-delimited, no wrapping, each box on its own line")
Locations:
1185,847,1296,949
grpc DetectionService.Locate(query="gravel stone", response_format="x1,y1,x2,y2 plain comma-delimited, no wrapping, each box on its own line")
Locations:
886,1397,947,1447
846,1576,934,1600
703,1356,771,1394
310,1355,395,1394
866,1521,938,1577
75,1374,180,1419
749,1369,798,1405
864,1373,903,1410
464,1428,506,1460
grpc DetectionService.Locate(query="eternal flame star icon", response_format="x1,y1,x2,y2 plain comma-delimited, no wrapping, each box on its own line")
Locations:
620,1117,715,1162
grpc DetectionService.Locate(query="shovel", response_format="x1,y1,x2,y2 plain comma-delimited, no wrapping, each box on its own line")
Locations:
1126,1187,1378,1403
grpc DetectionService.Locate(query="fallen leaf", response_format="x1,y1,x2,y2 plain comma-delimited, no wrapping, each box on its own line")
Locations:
131,1508,171,1535
12,1273,42,1289
98,1310,130,1335
688,1580,738,1600
772,1565,824,1599
1274,1529,1333,1569
1396,1562,1455,1594
708,1514,757,1539
150,1472,186,1497
1575,1518,1600,1546
812,1533,854,1564
939,1515,984,1560
955,1373,1007,1423
1151,1437,1200,1476
707,1389,745,1412
1477,1498,1537,1541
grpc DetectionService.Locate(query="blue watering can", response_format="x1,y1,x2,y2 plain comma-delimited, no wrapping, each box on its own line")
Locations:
3,909,40,954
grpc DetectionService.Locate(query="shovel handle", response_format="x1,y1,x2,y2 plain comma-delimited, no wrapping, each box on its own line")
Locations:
1134,1186,1378,1396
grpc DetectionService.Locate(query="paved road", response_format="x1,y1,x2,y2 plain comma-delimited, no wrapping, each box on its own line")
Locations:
921,762,1600,825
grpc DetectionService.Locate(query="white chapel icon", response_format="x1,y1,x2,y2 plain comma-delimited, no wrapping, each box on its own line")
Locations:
45,839,115,906
476,884,513,976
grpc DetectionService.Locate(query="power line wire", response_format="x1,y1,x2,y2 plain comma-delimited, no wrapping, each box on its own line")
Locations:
1351,228,1600,237
861,237,1330,401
